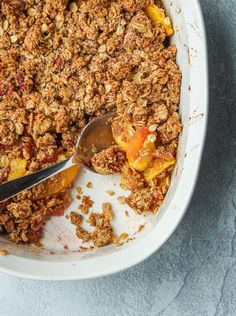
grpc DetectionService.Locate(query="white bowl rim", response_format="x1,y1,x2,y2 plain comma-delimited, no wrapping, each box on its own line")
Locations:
0,0,209,281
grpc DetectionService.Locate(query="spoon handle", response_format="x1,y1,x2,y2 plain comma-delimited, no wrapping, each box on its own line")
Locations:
0,158,74,202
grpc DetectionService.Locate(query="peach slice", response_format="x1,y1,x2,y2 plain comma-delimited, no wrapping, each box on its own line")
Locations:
145,4,174,37
144,159,176,183
7,158,79,199
127,127,156,172
8,159,27,181
112,121,134,152
35,166,80,199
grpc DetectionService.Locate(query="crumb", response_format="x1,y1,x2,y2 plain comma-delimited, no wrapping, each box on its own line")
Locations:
102,202,113,221
79,246,88,250
124,211,130,217
106,190,115,196
83,196,93,207
88,213,110,227
76,187,83,195
91,146,127,175
91,226,113,248
70,211,83,226
114,232,129,246
76,187,83,200
88,211,113,247
70,211,90,243
78,204,88,214
78,195,94,214
120,164,146,191
64,245,69,250
86,182,93,189
137,224,145,232
117,232,129,240
117,196,126,204
126,188,163,214
76,227,91,243
0,249,8,255
79,246,89,251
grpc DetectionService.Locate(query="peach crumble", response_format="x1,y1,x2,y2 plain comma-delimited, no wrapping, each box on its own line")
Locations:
0,0,181,247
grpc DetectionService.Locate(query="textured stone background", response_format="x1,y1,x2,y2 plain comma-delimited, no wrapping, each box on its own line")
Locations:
0,0,235,315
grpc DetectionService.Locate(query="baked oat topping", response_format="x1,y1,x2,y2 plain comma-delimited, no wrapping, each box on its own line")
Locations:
70,211,91,242
70,211,83,226
70,203,114,247
125,187,163,214
76,226,91,243
0,0,181,248
91,145,127,175
89,212,113,248
117,196,126,205
102,202,113,221
78,195,94,214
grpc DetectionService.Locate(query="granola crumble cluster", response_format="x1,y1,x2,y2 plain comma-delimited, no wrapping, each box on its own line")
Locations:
91,145,126,175
70,202,114,247
0,0,181,247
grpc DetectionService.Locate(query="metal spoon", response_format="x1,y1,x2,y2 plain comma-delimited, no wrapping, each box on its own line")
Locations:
0,112,116,202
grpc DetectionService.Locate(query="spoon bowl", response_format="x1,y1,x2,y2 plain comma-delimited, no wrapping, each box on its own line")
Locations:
74,111,116,170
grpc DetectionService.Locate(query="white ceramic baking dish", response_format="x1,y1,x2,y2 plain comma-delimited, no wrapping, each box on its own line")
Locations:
0,0,208,280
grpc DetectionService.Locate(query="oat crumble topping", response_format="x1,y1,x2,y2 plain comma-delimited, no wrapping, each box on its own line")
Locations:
78,195,94,214
0,0,181,248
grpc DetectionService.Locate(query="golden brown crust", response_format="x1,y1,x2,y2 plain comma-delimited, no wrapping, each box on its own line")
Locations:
70,211,83,226
91,146,127,175
120,163,147,191
0,192,70,243
0,0,181,246
125,187,163,214
89,211,113,247
76,226,91,243
78,196,94,214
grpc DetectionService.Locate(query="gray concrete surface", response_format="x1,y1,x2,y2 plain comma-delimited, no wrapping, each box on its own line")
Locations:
0,0,235,315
